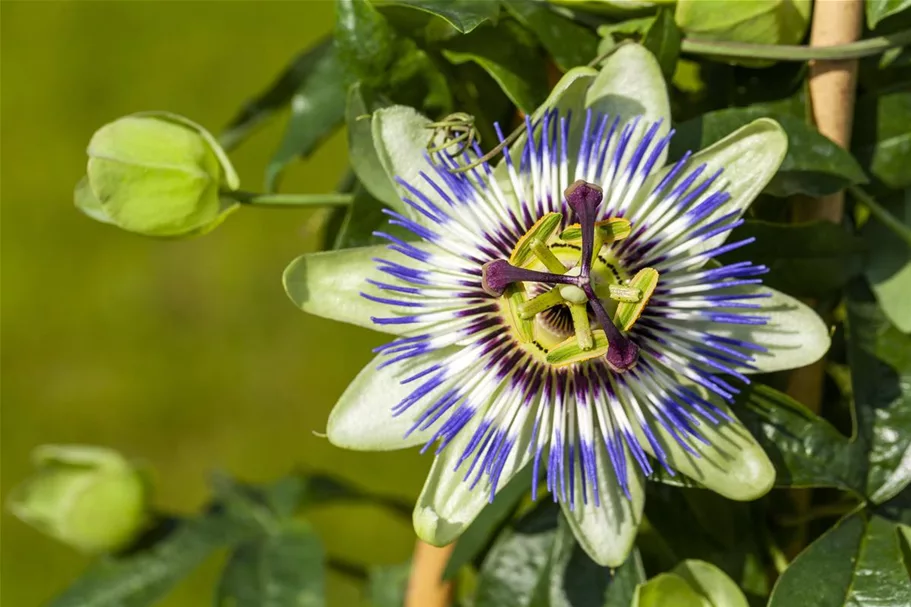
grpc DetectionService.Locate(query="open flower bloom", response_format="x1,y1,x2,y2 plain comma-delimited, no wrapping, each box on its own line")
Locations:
284,45,830,566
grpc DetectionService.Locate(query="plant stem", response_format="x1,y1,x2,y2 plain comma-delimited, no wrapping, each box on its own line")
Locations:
849,186,911,247
228,190,354,207
681,28,911,62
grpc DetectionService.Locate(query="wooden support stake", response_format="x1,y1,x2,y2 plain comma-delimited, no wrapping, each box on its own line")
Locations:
405,541,454,607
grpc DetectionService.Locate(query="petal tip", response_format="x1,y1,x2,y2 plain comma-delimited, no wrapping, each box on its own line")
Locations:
413,504,462,547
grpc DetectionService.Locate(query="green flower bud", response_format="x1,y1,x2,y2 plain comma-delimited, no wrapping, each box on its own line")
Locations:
76,111,240,237
7,445,151,554
676,0,811,64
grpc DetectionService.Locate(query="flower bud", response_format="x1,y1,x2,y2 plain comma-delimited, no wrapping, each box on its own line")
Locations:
76,111,240,237
7,445,151,554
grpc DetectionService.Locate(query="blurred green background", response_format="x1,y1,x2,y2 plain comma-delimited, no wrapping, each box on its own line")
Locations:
0,2,429,605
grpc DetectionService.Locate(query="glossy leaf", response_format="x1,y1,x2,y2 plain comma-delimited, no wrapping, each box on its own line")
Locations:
737,384,861,493
866,0,911,28
862,194,911,333
669,107,868,197
853,91,911,190
719,220,868,298
49,515,249,607
265,43,347,191
441,20,549,114
769,513,911,607
336,0,398,86
216,520,324,607
475,502,558,607
675,0,811,46
603,549,648,607
219,38,333,151
503,0,599,71
379,0,499,33
443,467,533,580
847,283,911,503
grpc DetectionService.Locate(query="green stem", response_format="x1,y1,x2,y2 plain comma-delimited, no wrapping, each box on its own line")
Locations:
681,29,911,62
229,190,354,207
848,186,911,248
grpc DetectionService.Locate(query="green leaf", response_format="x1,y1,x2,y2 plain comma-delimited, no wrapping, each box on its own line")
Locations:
219,38,333,151
475,502,558,607
603,549,648,607
719,220,868,298
336,0,399,86
737,384,860,493
853,91,911,190
674,0,811,48
216,520,324,607
862,194,911,333
503,0,599,71
866,0,911,28
346,85,401,211
669,108,868,197
643,8,682,79
671,560,748,607
332,186,412,251
443,467,533,580
847,283,911,503
367,561,412,607
441,20,549,114
769,513,911,607
377,0,500,33
265,43,347,191
49,514,249,607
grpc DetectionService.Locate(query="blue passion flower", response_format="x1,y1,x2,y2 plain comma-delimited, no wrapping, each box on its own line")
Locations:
284,46,830,566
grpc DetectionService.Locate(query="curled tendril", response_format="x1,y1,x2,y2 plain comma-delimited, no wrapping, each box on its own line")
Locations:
426,112,481,160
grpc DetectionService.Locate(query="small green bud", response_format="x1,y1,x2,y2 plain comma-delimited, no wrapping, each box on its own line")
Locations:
7,445,151,554
76,112,240,237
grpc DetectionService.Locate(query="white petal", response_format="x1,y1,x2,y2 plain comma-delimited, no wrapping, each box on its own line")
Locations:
413,415,534,546
681,119,787,257
713,285,830,374
560,441,644,567
634,398,775,501
326,351,453,451
283,245,416,337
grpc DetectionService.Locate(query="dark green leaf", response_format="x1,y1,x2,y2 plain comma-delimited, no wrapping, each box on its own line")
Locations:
719,220,867,298
669,108,868,197
603,549,648,607
441,20,549,113
643,8,682,79
853,91,911,190
367,561,412,607
216,520,324,607
867,0,911,28
265,45,347,191
443,467,532,580
219,38,334,151
475,502,559,607
847,283,911,503
378,0,500,33
503,0,599,71
737,384,861,493
49,515,249,607
336,0,399,87
769,512,911,606
862,194,911,333
332,185,415,250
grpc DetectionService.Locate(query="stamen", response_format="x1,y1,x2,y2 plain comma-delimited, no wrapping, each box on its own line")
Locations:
529,238,567,273
519,288,564,319
569,303,594,351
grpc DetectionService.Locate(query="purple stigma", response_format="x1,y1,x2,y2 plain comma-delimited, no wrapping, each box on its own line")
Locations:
481,259,577,297
565,180,603,277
